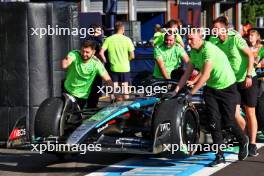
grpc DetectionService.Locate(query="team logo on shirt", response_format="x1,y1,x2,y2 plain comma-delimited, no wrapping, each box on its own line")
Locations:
85,64,94,74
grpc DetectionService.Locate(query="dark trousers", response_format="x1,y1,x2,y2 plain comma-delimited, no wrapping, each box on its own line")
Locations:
257,88,264,131
204,84,246,155
86,75,102,108
62,76,102,109
62,86,87,110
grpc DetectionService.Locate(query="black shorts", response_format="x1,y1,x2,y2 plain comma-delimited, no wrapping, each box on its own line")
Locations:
110,71,131,83
236,76,259,107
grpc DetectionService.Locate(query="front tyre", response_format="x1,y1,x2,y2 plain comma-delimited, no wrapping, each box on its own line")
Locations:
152,98,199,157
35,97,64,137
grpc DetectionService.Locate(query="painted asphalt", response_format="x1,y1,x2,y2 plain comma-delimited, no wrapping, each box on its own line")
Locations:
86,133,264,176
1,133,263,176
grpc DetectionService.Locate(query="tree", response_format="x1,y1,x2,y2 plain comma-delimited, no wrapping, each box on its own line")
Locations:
242,0,264,26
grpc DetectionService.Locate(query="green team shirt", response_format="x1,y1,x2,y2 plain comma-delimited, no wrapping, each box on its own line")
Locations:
102,34,135,72
153,31,164,47
190,41,236,89
64,50,107,99
153,44,185,79
208,36,219,45
258,46,264,61
154,32,184,47
213,30,256,82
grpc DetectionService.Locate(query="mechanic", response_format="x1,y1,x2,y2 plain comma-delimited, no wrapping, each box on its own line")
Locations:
99,21,135,101
213,16,259,157
153,24,163,47
248,30,262,60
249,30,264,68
154,19,185,48
153,31,189,80
172,29,249,167
85,24,104,108
62,40,113,109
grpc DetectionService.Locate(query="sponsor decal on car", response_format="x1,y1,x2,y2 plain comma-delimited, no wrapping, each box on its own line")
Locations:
97,123,109,133
9,128,26,141
159,123,170,132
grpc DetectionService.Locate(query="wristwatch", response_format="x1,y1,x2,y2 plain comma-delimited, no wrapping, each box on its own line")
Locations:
246,75,252,79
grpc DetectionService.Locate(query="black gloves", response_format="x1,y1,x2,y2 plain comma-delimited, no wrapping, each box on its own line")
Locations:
178,90,192,104
161,88,193,103
162,90,177,100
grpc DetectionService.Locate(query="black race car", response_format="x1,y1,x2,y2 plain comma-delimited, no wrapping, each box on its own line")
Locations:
7,73,264,157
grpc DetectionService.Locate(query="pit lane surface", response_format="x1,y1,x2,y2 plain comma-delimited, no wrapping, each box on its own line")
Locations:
212,146,264,176
0,149,131,176
1,135,264,176
84,144,264,176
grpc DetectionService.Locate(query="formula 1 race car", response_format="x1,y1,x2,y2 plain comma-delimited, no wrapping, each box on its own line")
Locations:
7,72,264,157
7,78,202,156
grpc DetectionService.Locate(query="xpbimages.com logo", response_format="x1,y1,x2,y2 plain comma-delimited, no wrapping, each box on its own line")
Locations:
31,141,102,154
162,142,235,154
30,25,231,39
97,85,169,96
30,25,102,39
163,25,233,39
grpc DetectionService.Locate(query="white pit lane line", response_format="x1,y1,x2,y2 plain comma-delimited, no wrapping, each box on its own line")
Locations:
84,143,264,176
84,157,143,176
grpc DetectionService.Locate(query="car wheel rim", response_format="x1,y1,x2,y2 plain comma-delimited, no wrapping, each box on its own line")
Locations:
183,110,197,144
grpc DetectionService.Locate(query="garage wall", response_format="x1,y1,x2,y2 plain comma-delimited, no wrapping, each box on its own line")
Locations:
0,2,80,143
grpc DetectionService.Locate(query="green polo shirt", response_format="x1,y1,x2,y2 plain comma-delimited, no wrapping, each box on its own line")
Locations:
190,41,236,89
213,30,256,82
102,34,135,72
64,50,107,99
153,44,186,79
258,46,264,61
153,31,164,47
208,36,219,45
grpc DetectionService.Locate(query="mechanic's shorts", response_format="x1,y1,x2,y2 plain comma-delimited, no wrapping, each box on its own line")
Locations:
236,76,259,107
110,71,131,83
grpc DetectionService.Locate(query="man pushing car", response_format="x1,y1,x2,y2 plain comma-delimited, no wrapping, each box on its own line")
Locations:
62,40,113,109
171,29,249,167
